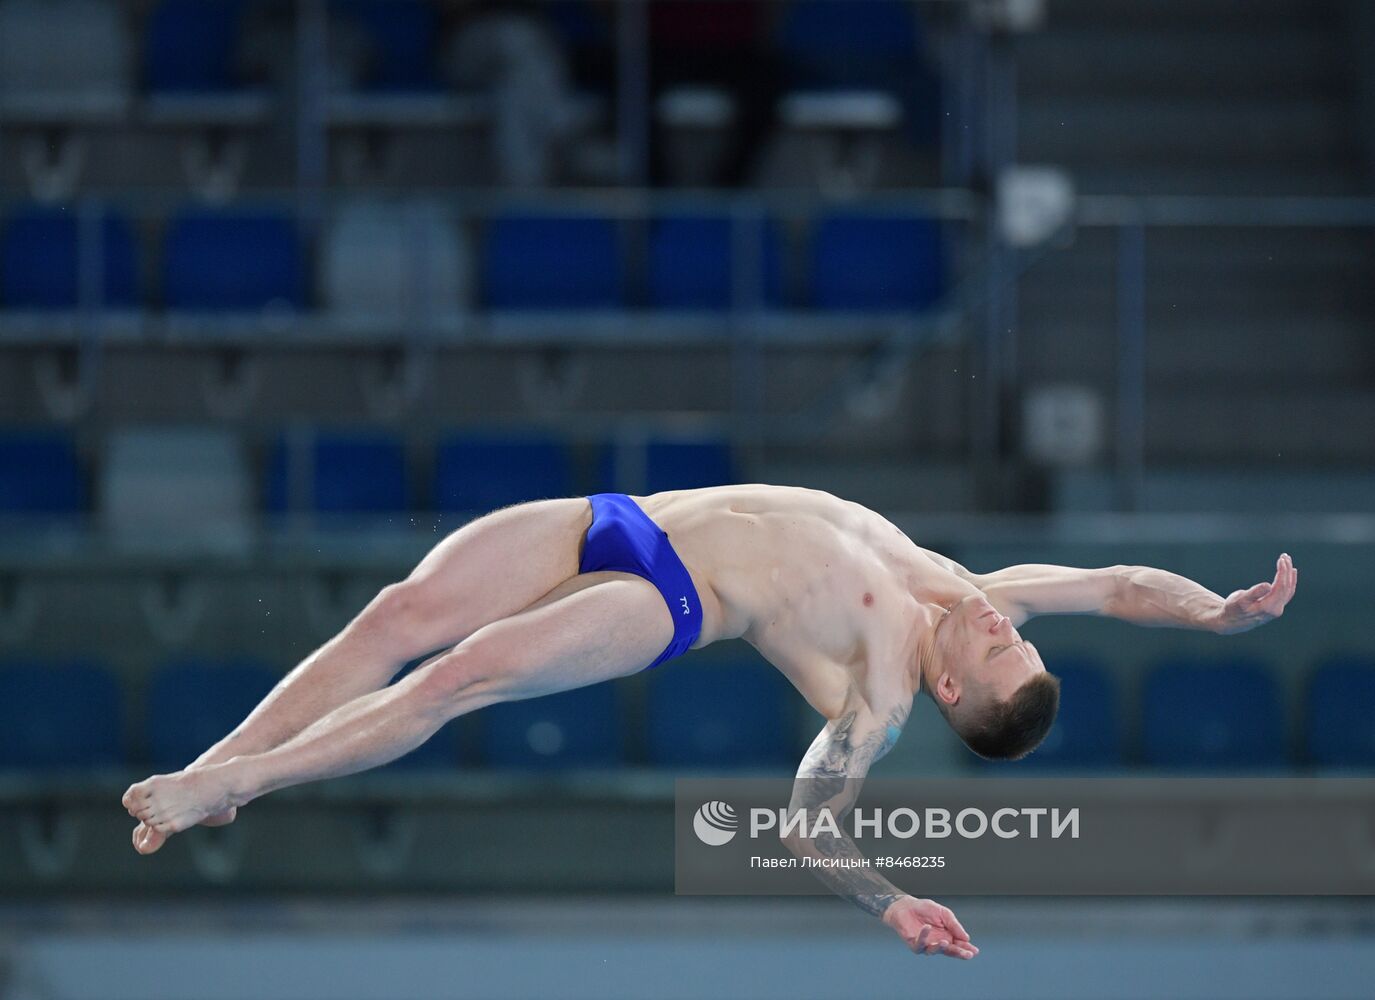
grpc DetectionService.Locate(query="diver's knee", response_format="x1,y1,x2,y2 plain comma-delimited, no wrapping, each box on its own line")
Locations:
411,647,494,715
358,581,442,645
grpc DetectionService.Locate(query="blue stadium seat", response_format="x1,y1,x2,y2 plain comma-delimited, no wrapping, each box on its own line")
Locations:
482,685,624,769
1306,657,1375,767
646,439,736,493
145,0,246,92
332,0,439,92
775,1,940,143
482,215,623,309
1020,659,1121,769
0,660,123,769
163,210,304,311
811,215,944,311
777,0,921,69
649,216,787,310
2,206,138,308
646,659,795,768
145,658,279,771
435,432,573,513
265,430,409,514
0,430,84,514
649,217,733,310
1142,659,1285,770
599,437,737,494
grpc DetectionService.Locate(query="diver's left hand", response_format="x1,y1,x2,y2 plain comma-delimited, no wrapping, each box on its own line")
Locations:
1213,553,1297,635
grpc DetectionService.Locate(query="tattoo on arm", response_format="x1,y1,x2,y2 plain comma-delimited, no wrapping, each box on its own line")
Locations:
786,704,911,918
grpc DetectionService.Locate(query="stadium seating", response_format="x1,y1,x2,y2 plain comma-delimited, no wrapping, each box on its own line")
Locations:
646,658,795,768
647,215,788,310
434,432,573,513
0,0,131,112
774,0,940,143
776,0,921,74
1,207,138,308
1306,657,1375,767
265,430,409,514
145,658,279,770
810,214,944,311
100,427,252,553
163,209,304,311
0,430,85,514
482,215,624,309
1020,658,1122,769
645,438,736,492
0,660,123,768
320,201,469,320
601,436,737,495
144,0,247,92
331,0,440,92
1142,659,1285,769
649,216,734,310
481,684,624,768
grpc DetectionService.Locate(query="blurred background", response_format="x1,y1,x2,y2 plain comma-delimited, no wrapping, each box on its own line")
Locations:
0,0,1372,997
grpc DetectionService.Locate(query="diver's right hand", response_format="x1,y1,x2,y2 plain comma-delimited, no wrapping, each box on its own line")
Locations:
882,896,978,959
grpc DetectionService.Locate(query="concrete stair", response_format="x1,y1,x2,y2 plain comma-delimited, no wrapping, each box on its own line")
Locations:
1011,0,1375,464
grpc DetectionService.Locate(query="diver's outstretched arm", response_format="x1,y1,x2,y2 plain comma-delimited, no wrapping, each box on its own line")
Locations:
976,554,1297,634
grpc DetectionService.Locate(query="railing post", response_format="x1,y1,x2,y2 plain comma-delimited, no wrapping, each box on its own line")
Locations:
296,0,329,233
616,0,650,186
730,201,766,465
1115,221,1146,511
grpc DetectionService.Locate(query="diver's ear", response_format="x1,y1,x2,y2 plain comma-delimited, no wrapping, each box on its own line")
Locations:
934,671,959,708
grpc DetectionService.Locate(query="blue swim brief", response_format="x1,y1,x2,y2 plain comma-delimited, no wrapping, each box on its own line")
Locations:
579,493,703,668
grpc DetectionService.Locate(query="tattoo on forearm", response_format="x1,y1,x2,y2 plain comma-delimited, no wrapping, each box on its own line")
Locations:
788,704,910,917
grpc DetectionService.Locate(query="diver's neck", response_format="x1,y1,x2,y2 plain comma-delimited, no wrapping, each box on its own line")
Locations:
912,601,950,695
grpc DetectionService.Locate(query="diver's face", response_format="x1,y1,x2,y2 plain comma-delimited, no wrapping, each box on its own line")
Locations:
932,594,1045,708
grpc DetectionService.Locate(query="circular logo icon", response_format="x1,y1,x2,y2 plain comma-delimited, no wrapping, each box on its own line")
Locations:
692,800,738,846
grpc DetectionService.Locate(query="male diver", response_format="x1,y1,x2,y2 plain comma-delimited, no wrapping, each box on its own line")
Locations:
124,485,1297,958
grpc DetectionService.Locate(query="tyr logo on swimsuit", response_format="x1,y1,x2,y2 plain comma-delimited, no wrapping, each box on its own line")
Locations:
679,595,691,615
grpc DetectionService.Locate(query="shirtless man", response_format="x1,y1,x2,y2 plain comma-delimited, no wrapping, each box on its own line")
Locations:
123,486,1298,958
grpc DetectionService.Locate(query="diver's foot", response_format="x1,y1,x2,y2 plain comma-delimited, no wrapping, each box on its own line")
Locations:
123,768,236,848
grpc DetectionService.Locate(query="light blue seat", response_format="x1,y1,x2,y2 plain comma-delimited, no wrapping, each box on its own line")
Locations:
483,215,623,309
1306,656,1375,767
321,200,470,319
146,658,279,771
163,209,304,311
646,659,794,769
482,685,624,769
0,0,133,112
265,430,409,514
2,206,138,308
811,214,943,311
1142,659,1285,770
435,432,573,513
0,660,123,769
0,430,85,513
